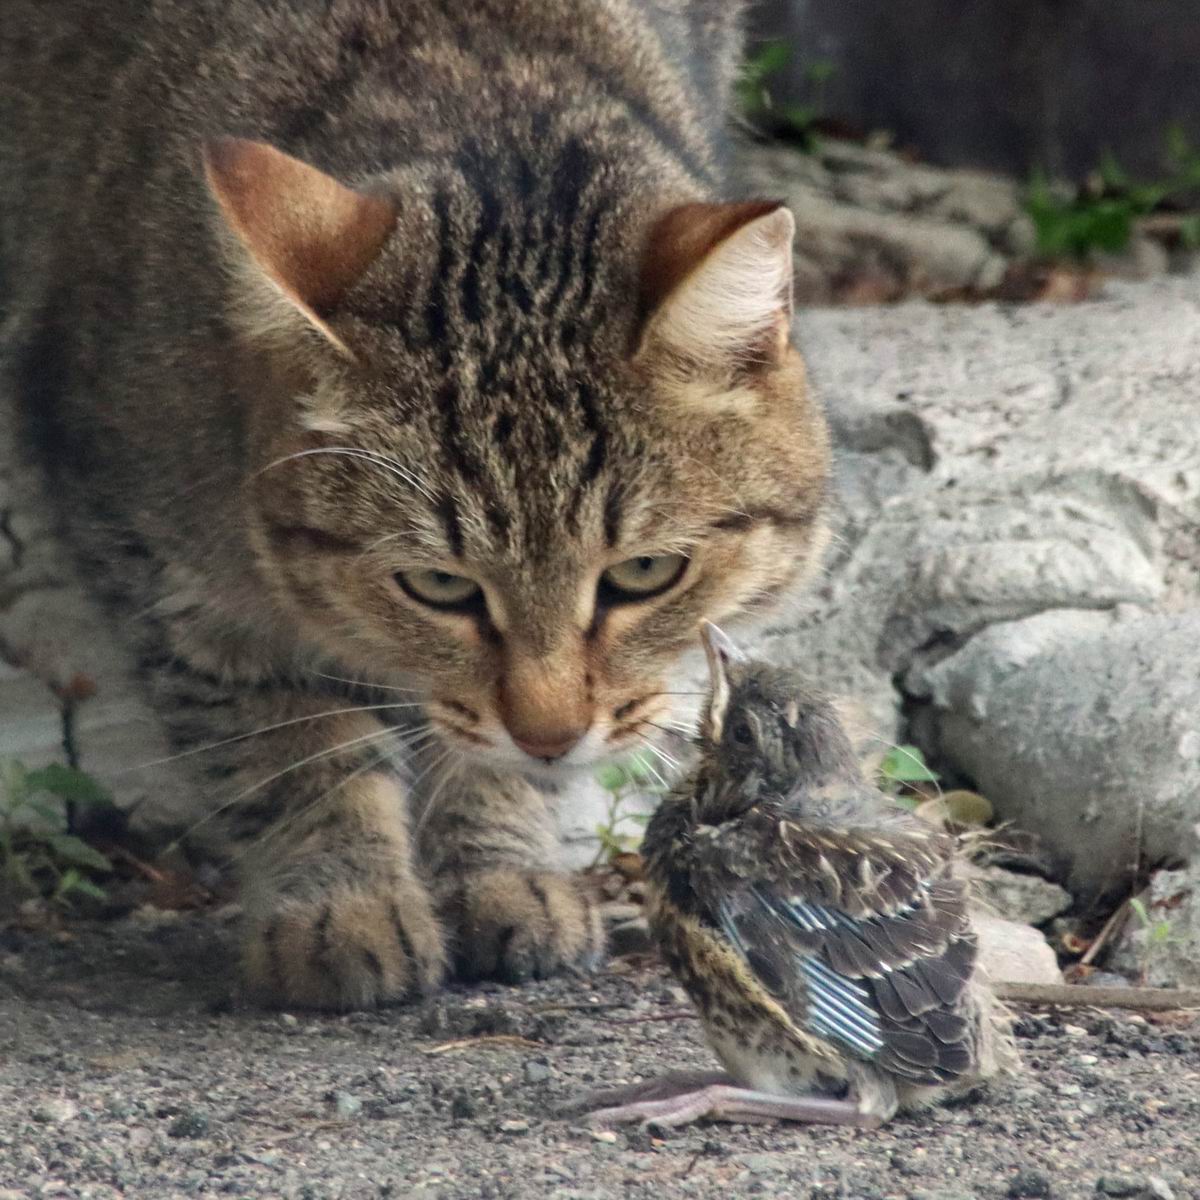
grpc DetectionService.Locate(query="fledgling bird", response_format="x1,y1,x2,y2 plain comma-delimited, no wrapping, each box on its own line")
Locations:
583,623,1013,1129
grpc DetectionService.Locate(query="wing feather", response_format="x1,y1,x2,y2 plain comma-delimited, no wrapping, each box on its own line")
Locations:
695,789,980,1088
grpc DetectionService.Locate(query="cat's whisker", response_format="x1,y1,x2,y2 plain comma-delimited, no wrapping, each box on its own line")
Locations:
310,670,425,696
119,702,426,775
635,717,693,743
235,746,399,862
413,747,463,838
163,724,409,854
839,720,947,805
633,735,674,791
254,447,437,503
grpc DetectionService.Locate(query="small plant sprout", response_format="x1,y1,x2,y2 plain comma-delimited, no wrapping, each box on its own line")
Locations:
0,759,115,906
591,751,665,869
877,744,940,811
1128,895,1178,984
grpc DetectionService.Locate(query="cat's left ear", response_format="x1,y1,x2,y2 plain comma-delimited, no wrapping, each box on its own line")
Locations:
202,137,396,354
635,200,794,372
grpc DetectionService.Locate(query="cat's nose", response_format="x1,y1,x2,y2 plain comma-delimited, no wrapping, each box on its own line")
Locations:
511,730,584,761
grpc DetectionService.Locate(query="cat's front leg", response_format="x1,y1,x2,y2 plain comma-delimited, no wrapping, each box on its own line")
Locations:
168,686,447,1010
417,765,605,983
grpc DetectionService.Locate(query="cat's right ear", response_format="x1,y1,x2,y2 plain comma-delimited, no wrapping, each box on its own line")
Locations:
634,200,795,373
202,137,396,355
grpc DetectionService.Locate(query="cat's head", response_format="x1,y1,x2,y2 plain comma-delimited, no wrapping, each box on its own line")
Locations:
204,137,830,779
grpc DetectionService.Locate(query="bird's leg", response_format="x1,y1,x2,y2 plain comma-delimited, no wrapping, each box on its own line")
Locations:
560,1070,734,1118
584,1083,885,1130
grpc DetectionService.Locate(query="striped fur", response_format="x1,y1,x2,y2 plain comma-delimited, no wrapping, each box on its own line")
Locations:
0,0,830,1008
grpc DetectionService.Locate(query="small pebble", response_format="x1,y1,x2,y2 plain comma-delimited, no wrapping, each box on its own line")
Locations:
1077,1054,1100,1066
498,1118,529,1134
523,1059,552,1084
1062,1024,1088,1038
590,1129,617,1144
32,1098,77,1124
279,1013,299,1027
331,1092,362,1119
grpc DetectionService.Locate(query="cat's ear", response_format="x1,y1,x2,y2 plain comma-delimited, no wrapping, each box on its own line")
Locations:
202,137,396,353
636,200,794,371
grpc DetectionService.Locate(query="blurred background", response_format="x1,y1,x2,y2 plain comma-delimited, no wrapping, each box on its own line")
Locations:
739,0,1200,302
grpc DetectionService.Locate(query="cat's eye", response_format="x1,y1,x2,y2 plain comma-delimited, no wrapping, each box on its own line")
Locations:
395,568,483,610
600,553,689,602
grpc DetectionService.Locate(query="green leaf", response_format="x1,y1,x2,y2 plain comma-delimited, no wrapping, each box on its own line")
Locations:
623,751,661,788
1165,122,1194,168
879,745,939,785
25,764,112,808
1097,150,1129,192
0,759,30,808
24,799,65,825
1178,215,1200,248
60,873,108,903
48,834,112,873
595,764,630,794
780,103,817,133
805,59,837,86
742,40,791,85
1129,896,1151,927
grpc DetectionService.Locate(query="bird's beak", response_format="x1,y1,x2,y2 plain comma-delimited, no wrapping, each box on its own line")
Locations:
699,621,745,742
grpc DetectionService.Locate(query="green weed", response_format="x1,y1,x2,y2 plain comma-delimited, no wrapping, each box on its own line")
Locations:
877,744,940,811
591,751,664,868
737,40,837,151
1128,895,1177,982
0,759,115,906
1026,126,1200,261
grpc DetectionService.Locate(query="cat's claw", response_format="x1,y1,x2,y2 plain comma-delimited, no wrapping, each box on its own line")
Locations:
242,876,446,1010
445,869,604,983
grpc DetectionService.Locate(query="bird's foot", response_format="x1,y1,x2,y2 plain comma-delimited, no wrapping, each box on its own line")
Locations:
561,1070,734,1120
574,1075,885,1130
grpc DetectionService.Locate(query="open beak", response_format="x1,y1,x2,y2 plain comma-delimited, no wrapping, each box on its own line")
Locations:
699,621,745,742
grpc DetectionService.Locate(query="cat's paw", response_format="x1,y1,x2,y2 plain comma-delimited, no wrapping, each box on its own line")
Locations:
446,869,605,983
242,875,447,1010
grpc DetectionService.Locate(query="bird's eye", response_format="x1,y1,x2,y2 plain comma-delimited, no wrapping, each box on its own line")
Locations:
599,554,688,602
395,568,483,610
730,720,755,747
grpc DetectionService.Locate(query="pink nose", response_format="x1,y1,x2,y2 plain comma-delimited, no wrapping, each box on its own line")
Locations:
512,731,584,761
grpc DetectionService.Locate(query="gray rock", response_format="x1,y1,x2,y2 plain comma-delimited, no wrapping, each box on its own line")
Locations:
32,1099,77,1124
974,914,1063,986
969,866,1072,927
919,610,1200,898
331,1092,363,1120
523,1059,553,1085
1109,861,1200,986
741,144,1009,303
1096,1176,1175,1200
1008,1168,1053,1198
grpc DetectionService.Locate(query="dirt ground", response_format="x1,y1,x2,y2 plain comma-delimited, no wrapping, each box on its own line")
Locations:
1,907,1197,1200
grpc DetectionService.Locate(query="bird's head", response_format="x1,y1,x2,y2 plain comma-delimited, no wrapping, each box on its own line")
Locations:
694,622,857,821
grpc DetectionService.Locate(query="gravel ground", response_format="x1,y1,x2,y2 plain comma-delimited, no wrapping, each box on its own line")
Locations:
1,907,1198,1200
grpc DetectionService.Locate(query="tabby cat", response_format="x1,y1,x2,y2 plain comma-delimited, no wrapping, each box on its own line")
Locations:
0,0,830,1009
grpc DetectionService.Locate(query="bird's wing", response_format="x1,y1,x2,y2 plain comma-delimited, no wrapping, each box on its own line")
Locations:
694,803,977,1086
